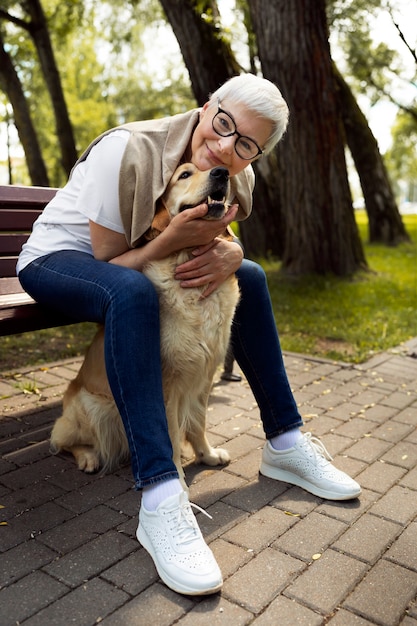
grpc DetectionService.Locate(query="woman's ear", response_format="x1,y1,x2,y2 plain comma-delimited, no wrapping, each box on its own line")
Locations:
200,101,210,120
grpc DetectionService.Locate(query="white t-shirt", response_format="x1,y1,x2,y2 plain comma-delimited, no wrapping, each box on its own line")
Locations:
17,129,130,274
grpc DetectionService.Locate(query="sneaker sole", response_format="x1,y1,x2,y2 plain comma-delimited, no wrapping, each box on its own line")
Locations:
259,462,361,501
137,524,223,596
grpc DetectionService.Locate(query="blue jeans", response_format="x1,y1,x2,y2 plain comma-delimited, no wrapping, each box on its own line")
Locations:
19,252,303,489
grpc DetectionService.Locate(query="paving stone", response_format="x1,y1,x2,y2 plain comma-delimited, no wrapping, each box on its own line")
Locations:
1,345,416,624
198,500,249,542
381,441,417,469
0,454,70,490
55,474,132,513
175,596,253,625
356,460,407,493
400,465,417,490
343,560,417,626
385,521,417,571
394,405,417,426
370,485,417,524
333,417,377,440
0,479,65,520
332,513,401,564
285,549,368,615
273,512,347,562
0,539,57,587
226,447,263,480
37,504,128,553
345,436,393,463
316,489,378,524
0,570,68,624
21,576,129,626
99,582,194,626
223,476,288,513
211,538,253,579
101,547,158,595
361,403,399,423
222,547,305,614
0,501,74,552
223,505,298,552
251,594,323,625
43,529,138,587
327,608,378,624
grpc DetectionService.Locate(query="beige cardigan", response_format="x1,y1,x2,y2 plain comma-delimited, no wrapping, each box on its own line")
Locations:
74,109,255,248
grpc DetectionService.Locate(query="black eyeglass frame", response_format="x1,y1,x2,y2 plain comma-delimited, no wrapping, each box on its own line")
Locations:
211,100,264,160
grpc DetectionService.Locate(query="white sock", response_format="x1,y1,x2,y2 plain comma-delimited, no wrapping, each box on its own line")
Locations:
270,428,302,451
142,478,183,511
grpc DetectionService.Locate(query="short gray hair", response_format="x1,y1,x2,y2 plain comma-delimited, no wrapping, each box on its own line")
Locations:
208,74,289,154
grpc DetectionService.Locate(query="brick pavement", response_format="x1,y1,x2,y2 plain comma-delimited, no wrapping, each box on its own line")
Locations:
0,339,416,625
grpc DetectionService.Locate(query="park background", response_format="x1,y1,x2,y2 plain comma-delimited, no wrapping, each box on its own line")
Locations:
0,0,415,370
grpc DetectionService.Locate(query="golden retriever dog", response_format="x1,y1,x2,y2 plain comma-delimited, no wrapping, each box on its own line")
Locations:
50,164,240,489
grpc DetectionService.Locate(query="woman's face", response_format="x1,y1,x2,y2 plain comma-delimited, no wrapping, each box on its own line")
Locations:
190,99,272,177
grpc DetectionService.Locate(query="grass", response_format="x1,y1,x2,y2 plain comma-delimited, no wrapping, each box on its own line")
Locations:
0,212,415,372
263,212,416,362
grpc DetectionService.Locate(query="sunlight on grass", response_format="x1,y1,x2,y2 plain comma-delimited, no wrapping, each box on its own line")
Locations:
264,212,416,362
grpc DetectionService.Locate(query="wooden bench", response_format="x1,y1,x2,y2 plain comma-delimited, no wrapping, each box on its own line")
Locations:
0,185,77,336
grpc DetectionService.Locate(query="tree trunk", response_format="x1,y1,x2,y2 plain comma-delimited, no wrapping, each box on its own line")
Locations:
0,32,49,186
159,0,240,105
248,0,367,275
23,0,78,176
334,65,410,245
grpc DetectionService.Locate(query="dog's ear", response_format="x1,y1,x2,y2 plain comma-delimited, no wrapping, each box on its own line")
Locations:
143,202,171,241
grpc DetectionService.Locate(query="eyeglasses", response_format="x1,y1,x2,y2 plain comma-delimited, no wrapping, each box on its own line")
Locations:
212,100,263,160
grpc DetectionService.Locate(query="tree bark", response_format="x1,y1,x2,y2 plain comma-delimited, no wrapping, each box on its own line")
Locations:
333,65,410,244
0,31,49,186
159,0,240,105
23,0,78,177
249,0,367,275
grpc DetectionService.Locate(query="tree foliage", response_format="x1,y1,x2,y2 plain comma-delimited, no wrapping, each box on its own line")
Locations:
0,0,414,271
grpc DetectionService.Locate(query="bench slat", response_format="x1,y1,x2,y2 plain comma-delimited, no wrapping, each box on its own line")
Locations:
0,185,57,208
0,184,78,337
0,208,42,231
0,233,29,253
0,303,77,336
0,257,20,278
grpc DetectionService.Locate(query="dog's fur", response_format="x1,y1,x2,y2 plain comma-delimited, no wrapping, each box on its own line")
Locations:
50,164,240,489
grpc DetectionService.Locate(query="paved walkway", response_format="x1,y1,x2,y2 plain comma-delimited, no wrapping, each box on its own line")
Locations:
0,339,416,626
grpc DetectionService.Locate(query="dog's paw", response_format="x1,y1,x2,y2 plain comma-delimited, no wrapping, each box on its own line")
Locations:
201,447,231,467
76,451,100,473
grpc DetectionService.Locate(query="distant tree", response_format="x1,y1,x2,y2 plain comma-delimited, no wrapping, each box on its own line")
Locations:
334,63,410,243
0,28,49,185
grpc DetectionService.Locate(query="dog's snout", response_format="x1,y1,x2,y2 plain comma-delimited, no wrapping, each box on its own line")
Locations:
210,167,229,183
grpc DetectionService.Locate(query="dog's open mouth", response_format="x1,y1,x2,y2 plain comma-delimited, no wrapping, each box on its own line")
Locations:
180,189,228,218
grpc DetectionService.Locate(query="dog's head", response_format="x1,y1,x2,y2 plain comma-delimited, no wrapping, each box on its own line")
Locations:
145,164,231,240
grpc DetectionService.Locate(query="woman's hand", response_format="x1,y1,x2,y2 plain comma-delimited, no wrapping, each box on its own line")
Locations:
174,237,243,298
161,202,239,253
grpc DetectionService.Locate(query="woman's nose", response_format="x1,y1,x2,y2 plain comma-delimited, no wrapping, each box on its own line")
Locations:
218,136,235,154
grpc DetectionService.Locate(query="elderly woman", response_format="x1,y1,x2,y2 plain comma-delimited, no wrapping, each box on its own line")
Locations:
17,74,360,596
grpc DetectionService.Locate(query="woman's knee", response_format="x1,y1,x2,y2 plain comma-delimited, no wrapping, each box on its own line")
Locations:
236,259,268,294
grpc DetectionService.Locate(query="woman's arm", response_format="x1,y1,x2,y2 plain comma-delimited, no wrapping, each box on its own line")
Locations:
89,202,239,272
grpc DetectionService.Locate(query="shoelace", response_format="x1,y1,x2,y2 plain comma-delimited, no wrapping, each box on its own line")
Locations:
168,500,213,546
303,432,334,462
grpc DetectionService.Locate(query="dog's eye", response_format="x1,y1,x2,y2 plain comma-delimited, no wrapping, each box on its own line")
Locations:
178,171,192,179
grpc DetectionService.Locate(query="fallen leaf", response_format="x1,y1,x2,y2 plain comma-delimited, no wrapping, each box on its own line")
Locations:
284,511,301,517
312,553,321,560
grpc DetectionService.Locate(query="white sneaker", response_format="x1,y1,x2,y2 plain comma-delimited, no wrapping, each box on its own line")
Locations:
260,432,361,501
137,491,223,595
